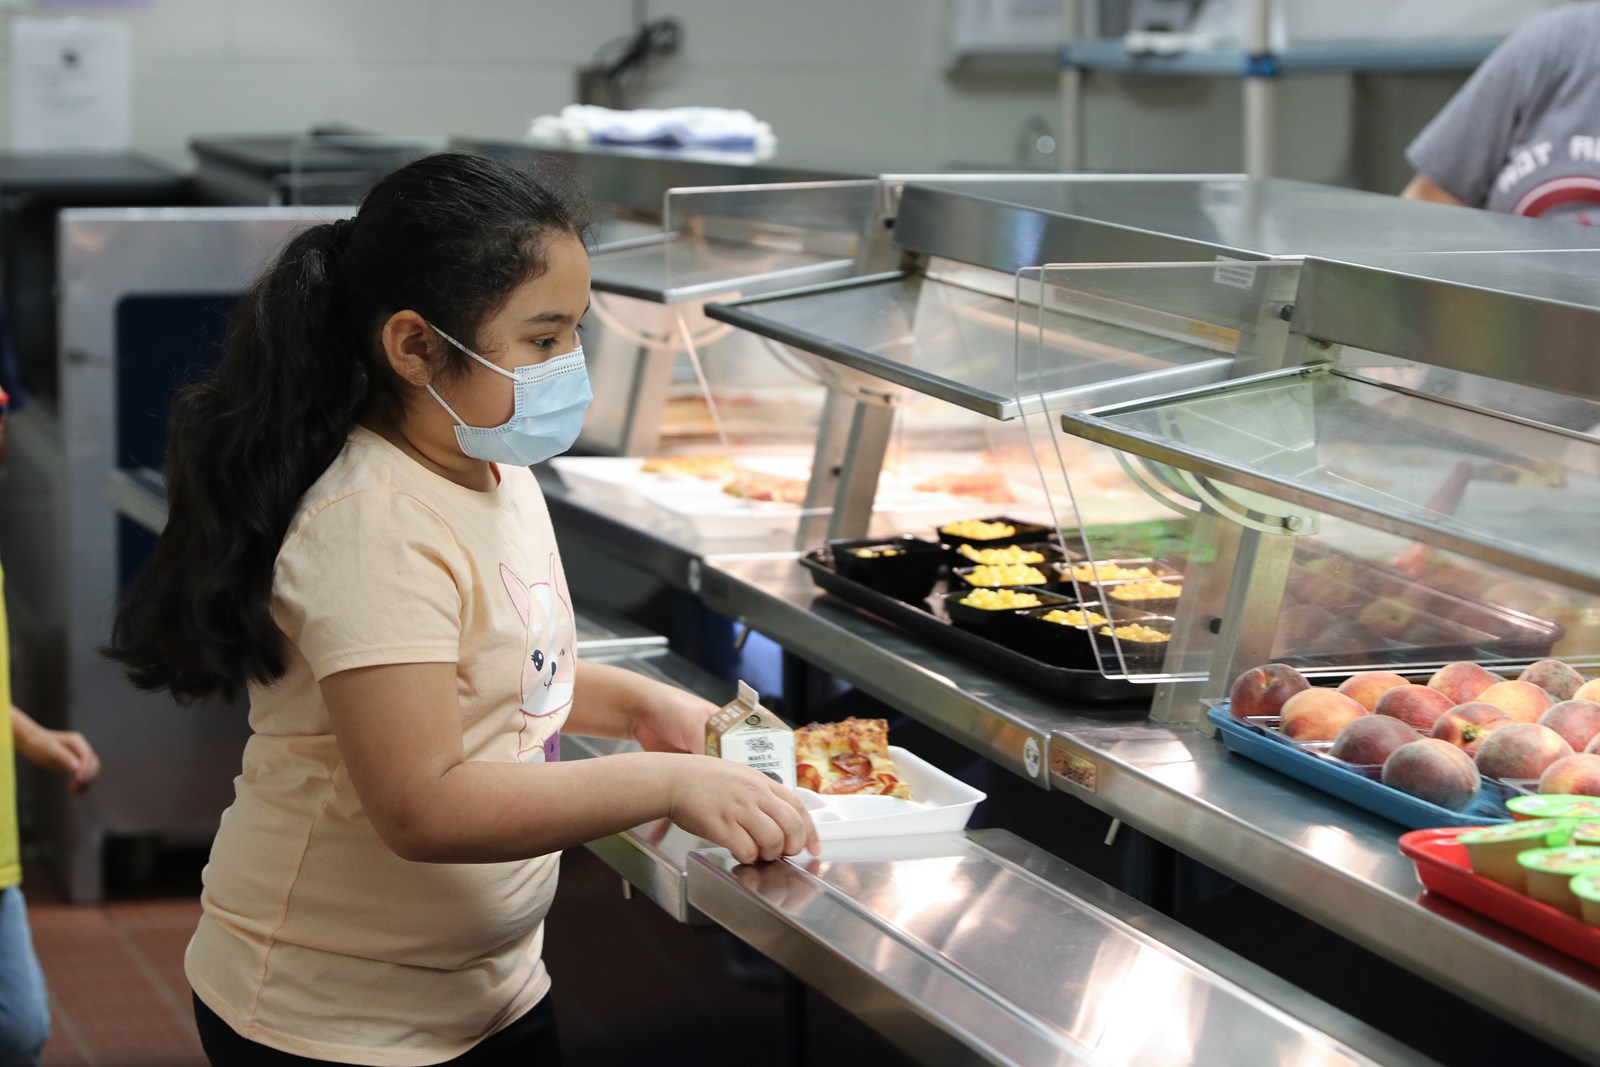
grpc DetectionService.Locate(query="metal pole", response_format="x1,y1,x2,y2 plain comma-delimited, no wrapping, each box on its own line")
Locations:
1243,0,1277,180
1059,0,1083,173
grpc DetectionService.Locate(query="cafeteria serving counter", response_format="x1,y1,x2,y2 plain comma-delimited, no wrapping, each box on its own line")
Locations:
576,639,1434,1067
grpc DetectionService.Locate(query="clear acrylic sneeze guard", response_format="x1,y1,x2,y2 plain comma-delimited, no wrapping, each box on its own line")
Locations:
1022,260,1600,686
559,180,883,543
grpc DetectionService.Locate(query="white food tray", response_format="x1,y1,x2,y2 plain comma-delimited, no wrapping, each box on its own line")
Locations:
798,746,986,841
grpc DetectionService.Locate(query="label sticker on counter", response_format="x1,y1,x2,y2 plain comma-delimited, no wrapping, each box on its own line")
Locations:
1213,255,1258,290
1049,738,1098,793
1023,737,1041,779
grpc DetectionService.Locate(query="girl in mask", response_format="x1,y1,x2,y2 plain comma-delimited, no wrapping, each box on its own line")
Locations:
105,153,816,1066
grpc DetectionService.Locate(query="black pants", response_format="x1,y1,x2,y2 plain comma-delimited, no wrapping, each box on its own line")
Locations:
192,993,562,1066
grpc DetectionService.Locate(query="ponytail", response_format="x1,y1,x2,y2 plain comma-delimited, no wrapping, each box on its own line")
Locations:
105,152,592,702
106,224,365,700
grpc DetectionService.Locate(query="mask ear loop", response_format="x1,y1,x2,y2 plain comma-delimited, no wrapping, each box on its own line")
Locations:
426,384,470,428
429,321,516,378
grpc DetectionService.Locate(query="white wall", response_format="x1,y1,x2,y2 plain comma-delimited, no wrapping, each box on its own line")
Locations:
0,0,1478,189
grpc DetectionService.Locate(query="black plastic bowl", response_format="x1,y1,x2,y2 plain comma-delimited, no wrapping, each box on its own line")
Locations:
944,587,1073,637
1009,603,1110,669
936,515,1053,550
829,536,947,603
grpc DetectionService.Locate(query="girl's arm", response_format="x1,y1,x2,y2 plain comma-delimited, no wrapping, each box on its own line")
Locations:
322,662,817,866
566,659,719,753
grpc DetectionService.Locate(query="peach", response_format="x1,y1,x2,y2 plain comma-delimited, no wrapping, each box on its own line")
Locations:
1230,663,1310,719
1279,688,1369,742
1430,702,1513,756
1476,680,1555,724
1474,723,1574,781
1272,603,1334,651
1355,597,1422,640
1591,733,1600,755
1336,671,1410,713
1373,684,1454,732
1382,738,1482,811
1538,700,1600,754
1426,661,1503,705
1330,716,1421,765
1538,753,1600,797
1313,620,1387,664
1518,659,1588,702
1573,679,1600,704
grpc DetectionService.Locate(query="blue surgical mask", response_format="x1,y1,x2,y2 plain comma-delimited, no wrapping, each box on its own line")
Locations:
425,324,593,467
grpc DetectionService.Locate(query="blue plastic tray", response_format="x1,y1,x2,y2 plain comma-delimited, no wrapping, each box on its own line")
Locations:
1206,704,1515,829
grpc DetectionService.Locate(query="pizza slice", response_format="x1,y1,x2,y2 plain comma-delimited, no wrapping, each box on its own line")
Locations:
722,467,810,505
639,454,735,480
794,717,912,799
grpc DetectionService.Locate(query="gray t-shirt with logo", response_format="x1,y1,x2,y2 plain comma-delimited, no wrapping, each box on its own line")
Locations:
1408,2,1600,223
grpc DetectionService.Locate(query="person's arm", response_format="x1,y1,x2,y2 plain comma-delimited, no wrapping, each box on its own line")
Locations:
322,662,818,866
1402,6,1574,209
566,658,718,753
11,707,99,793
1399,172,1466,207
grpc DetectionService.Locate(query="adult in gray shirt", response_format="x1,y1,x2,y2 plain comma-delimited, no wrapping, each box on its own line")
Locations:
1404,1,1600,223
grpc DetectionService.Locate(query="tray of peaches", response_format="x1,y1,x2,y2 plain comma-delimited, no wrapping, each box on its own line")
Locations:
1207,658,1600,830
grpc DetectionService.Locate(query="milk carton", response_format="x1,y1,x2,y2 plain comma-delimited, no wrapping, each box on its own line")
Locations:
705,681,796,787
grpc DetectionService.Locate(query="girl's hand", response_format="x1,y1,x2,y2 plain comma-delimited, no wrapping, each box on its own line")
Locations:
14,717,100,794
631,685,718,754
665,755,819,864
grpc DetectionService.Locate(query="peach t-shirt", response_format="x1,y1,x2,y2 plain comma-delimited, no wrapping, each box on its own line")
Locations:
187,426,575,1065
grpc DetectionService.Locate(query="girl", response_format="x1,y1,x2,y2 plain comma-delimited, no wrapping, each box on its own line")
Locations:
106,153,817,1066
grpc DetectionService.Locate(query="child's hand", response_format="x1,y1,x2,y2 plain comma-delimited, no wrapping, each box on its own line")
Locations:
15,718,100,794
632,686,718,754
666,755,819,864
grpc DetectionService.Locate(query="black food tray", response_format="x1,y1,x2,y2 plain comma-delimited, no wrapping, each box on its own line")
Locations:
802,548,1146,705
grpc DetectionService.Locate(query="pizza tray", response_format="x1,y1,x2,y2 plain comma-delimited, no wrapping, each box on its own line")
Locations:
800,549,1147,705
799,746,985,842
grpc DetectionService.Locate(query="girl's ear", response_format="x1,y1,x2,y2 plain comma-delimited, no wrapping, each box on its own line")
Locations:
380,309,440,387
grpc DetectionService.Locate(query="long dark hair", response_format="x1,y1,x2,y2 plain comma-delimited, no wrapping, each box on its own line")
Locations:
105,152,591,702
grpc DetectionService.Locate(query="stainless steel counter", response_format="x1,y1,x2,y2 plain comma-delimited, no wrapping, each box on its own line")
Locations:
690,830,1431,1067
699,554,1600,1065
569,640,1434,1066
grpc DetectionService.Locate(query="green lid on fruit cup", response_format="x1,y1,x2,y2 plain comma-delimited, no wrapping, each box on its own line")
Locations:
1515,846,1600,875
1573,872,1600,905
1458,818,1576,845
1573,821,1600,846
1506,795,1600,820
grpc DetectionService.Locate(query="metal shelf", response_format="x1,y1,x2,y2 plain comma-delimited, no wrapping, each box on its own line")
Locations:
1063,37,1498,76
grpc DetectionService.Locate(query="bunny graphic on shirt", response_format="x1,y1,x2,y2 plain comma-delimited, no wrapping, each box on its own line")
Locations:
500,557,575,763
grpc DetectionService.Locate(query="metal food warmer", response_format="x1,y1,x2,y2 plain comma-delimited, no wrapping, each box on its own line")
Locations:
669,186,1600,1063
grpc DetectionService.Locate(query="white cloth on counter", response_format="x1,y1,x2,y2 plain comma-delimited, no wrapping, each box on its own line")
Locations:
526,104,776,153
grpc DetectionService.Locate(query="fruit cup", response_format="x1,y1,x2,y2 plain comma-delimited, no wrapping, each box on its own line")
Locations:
1516,846,1600,916
1457,819,1577,892
1572,872,1600,928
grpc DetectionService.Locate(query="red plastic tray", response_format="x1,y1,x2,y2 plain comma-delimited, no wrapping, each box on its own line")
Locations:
1399,827,1600,971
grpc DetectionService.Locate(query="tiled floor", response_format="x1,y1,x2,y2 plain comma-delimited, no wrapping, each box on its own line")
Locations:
22,847,912,1067
31,896,207,1066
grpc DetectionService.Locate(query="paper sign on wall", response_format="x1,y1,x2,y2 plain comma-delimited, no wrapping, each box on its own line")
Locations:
10,17,133,152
